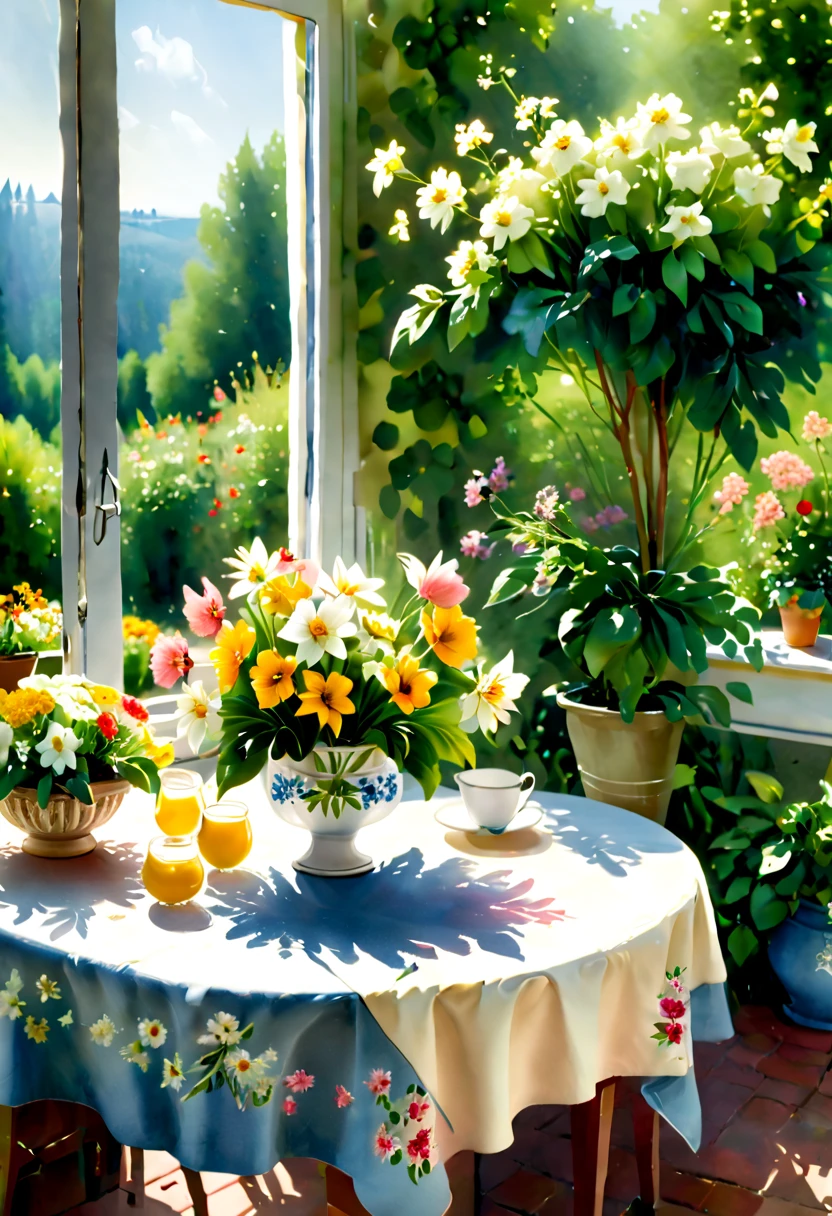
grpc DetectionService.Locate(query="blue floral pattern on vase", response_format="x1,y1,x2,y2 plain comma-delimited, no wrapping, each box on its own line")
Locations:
357,771,399,811
271,774,309,805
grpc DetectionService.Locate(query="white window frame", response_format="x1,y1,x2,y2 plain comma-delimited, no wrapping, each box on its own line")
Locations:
59,0,358,683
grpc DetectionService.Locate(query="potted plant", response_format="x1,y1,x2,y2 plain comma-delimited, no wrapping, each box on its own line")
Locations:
373,82,827,819
171,541,528,875
0,675,172,857
0,584,63,692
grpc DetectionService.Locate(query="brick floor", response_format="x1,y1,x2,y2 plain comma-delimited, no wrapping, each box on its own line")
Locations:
73,1007,832,1216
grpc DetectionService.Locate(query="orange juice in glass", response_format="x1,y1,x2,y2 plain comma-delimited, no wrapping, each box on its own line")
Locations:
142,835,205,905
198,802,252,871
155,768,204,836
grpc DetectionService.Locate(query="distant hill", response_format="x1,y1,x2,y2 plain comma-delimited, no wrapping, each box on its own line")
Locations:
118,213,205,359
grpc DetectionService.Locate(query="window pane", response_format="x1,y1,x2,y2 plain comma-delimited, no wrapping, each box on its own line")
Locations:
0,0,63,627
116,0,294,691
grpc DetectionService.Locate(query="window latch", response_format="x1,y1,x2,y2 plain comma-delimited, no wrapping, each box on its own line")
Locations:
93,448,121,546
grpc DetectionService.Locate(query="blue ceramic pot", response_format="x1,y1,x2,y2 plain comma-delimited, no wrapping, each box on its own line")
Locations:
768,899,832,1030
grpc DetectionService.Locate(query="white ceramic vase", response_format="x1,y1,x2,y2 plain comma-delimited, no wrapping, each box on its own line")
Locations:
267,745,402,877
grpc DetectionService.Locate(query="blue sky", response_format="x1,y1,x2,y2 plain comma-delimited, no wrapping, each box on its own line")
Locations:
1,0,287,216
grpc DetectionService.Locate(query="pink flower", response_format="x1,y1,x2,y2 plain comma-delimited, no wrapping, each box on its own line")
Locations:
533,486,559,521
713,472,750,515
579,515,600,535
752,490,786,533
407,1096,431,1121
282,1097,297,1116
488,457,511,493
283,1070,314,1093
364,1068,392,1096
665,1022,683,1044
568,486,586,502
182,577,226,638
406,1127,432,1161
669,977,685,993
399,553,469,608
374,1124,400,1161
335,1085,354,1108
596,504,628,528
464,474,490,507
213,386,227,402
150,633,194,689
460,530,496,560
274,547,319,587
760,450,814,491
803,411,832,442
659,997,686,1021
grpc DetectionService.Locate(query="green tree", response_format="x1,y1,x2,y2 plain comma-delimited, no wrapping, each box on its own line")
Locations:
146,132,291,418
117,349,154,431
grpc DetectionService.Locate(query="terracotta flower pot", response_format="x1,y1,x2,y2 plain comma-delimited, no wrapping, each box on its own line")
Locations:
0,779,130,858
0,652,37,693
779,599,823,650
557,692,684,825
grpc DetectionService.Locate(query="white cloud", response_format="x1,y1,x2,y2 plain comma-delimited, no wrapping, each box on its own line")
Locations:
118,106,140,132
132,26,204,84
170,110,213,147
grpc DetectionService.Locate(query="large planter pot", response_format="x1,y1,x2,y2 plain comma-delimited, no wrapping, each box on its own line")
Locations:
0,780,131,858
556,692,683,825
769,899,832,1031
0,652,37,693
779,600,823,649
267,745,403,877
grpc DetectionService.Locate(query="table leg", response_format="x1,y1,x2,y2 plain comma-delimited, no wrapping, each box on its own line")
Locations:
571,1079,616,1216
0,1106,13,1216
631,1091,660,1209
121,1146,145,1208
182,1166,209,1216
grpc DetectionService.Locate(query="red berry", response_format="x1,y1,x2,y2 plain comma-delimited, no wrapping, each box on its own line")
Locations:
796,499,813,516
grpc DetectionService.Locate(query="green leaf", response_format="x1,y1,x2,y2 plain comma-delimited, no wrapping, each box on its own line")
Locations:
722,249,754,295
662,250,687,305
718,292,763,336
390,285,445,352
612,283,639,316
726,681,753,706
750,884,789,931
679,243,705,281
486,566,532,606
727,924,758,966
694,234,721,264
672,764,697,790
65,774,93,805
724,876,752,904
745,771,784,804
583,606,641,678
373,421,399,451
0,765,27,802
629,292,657,344
379,484,401,520
746,240,777,274
37,773,53,810
468,415,487,440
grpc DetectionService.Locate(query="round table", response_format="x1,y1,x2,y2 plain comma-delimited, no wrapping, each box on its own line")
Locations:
0,781,730,1215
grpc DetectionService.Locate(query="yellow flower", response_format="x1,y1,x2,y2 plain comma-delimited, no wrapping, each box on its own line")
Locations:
250,649,298,709
210,620,257,693
260,575,313,618
24,1015,49,1044
383,654,438,715
139,727,175,769
123,615,160,645
359,611,400,643
0,689,56,728
295,670,355,738
88,684,121,708
421,605,478,669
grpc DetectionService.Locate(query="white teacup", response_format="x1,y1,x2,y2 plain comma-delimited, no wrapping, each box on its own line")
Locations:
454,768,536,833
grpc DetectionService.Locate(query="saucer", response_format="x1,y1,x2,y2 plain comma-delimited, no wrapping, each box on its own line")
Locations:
434,799,543,836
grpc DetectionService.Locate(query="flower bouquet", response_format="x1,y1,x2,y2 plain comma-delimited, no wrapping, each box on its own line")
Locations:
0,583,62,692
0,675,173,857
170,539,528,873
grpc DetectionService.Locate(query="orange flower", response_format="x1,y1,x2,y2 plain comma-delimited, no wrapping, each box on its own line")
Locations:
229,487,240,499
295,671,355,738
250,649,298,709
209,619,256,693
260,574,313,618
197,453,211,465
421,605,478,669
383,654,437,714
235,445,245,454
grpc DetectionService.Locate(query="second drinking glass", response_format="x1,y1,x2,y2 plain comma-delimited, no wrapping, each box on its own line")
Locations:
155,768,205,836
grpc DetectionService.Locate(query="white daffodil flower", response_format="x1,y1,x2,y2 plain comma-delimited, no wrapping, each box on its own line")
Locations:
356,610,401,657
278,595,357,668
494,157,546,204
454,120,494,157
120,1041,150,1072
594,117,644,166
460,651,530,735
531,119,593,176
416,168,467,234
198,1011,242,1046
35,724,82,776
445,239,498,288
698,122,751,159
0,722,13,768
764,119,818,173
223,537,280,599
175,680,220,753
89,1015,116,1047
660,201,713,241
365,141,405,197
479,196,535,251
162,1054,186,1090
514,96,540,130
637,93,692,150
575,166,631,217
138,1018,168,1049
733,164,783,214
389,209,410,241
226,1048,261,1088
666,149,714,194
317,557,386,608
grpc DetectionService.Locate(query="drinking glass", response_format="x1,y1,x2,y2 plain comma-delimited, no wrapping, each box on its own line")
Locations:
155,768,204,836
142,835,205,905
197,802,253,871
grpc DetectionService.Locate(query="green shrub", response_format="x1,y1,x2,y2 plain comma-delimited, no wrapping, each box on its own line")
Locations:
0,414,61,599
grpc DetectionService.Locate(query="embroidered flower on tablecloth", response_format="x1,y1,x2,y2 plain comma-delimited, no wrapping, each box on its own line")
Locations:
35,975,61,1003
282,1097,298,1116
335,1085,354,1108
121,1040,150,1072
24,1016,48,1044
652,966,688,1048
374,1124,401,1161
58,1010,73,1027
283,1069,314,1093
161,1054,185,1091
198,1011,241,1046
90,1015,116,1047
406,1127,432,1163
138,1018,167,1048
365,1067,392,1097
0,970,25,1020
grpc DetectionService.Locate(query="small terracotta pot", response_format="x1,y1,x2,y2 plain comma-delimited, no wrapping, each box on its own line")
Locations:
779,599,823,649
0,652,37,693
